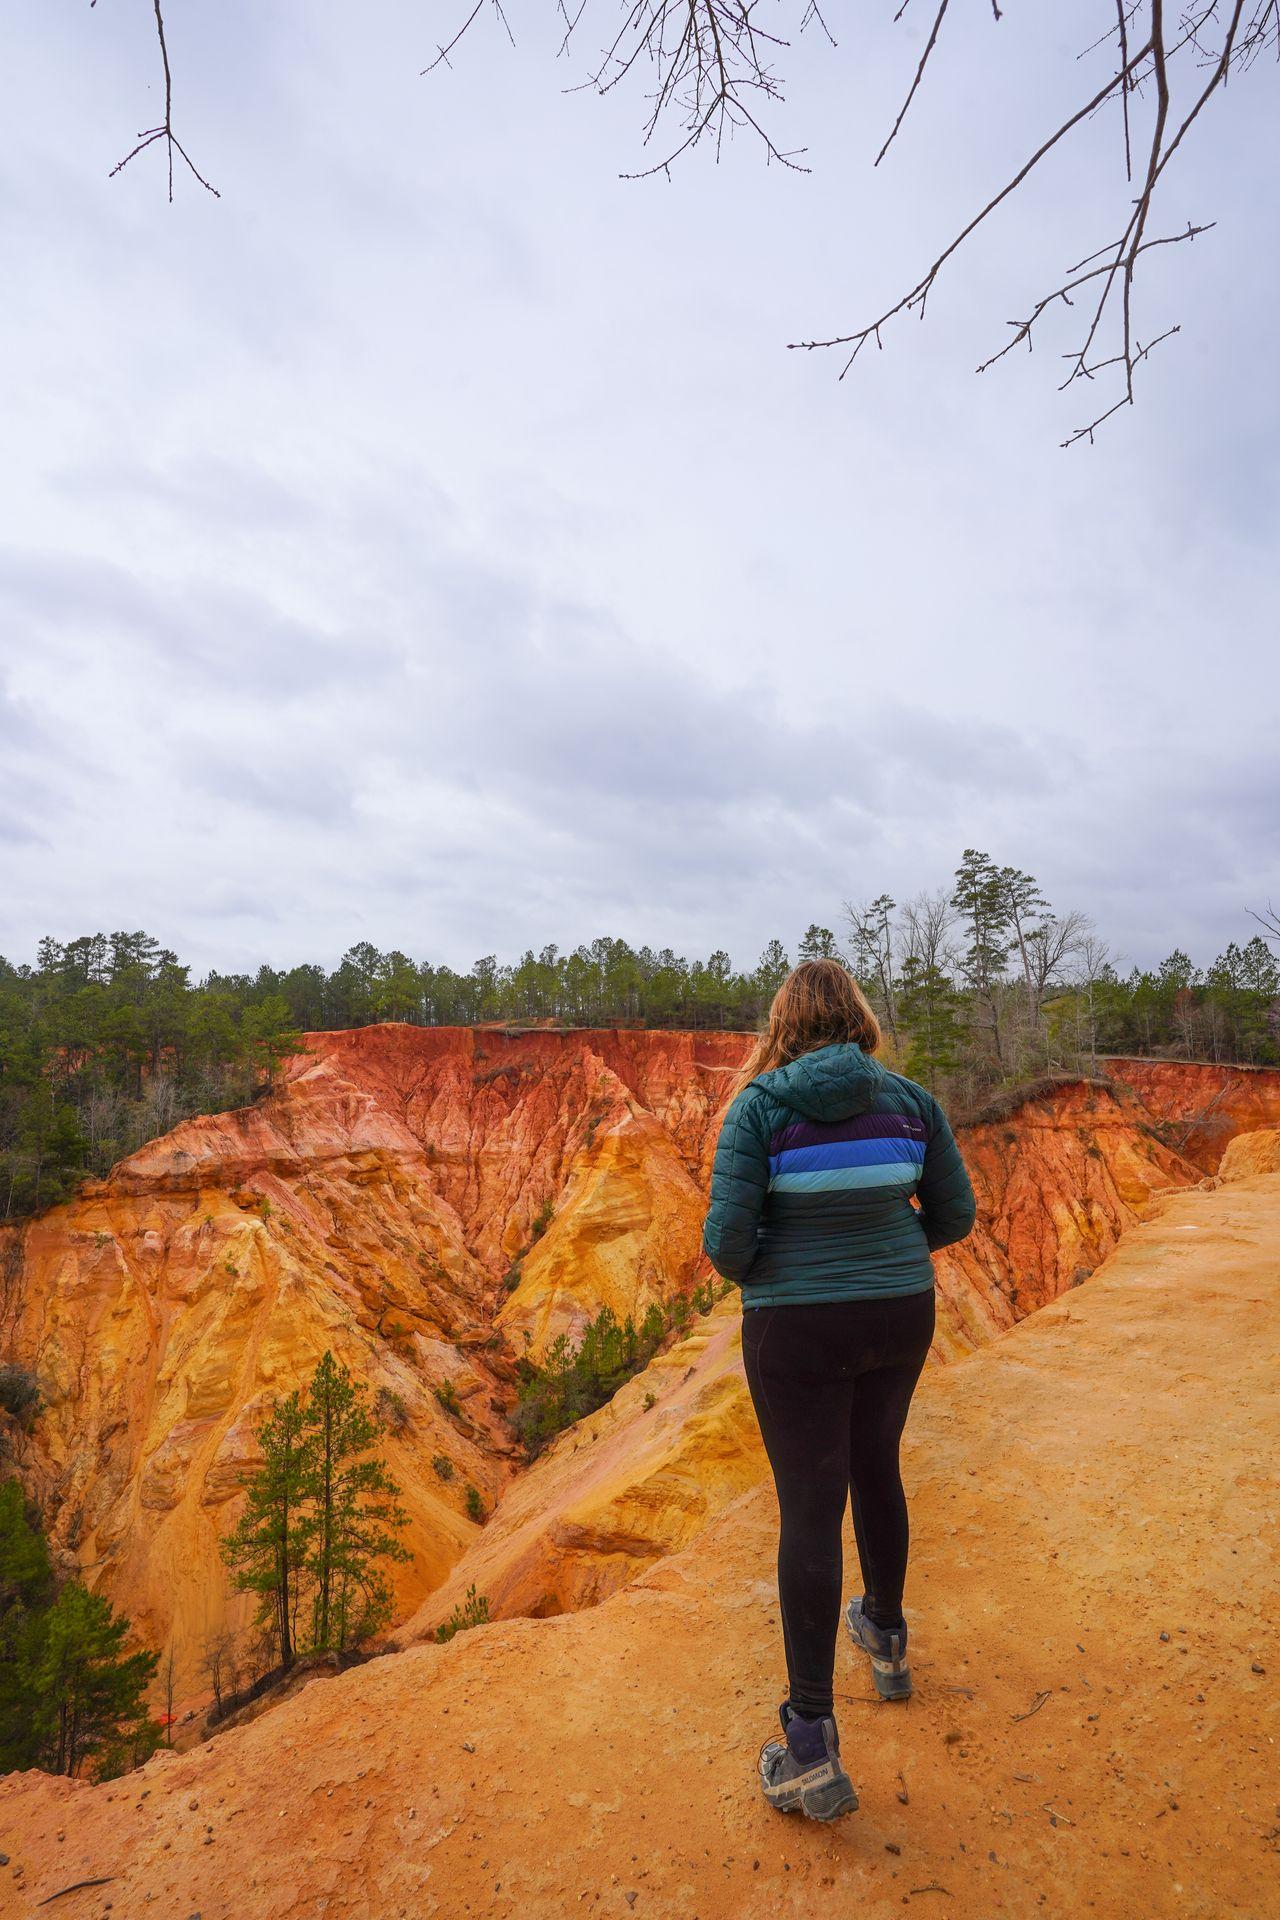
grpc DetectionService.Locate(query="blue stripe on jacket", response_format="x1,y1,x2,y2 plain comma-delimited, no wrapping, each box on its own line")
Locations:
767,1136,926,1178
770,1160,923,1194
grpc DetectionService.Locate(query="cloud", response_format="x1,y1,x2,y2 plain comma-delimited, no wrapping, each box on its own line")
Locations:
0,2,1275,976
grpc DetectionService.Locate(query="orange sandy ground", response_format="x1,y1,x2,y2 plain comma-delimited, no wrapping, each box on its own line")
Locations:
2,1172,1277,1920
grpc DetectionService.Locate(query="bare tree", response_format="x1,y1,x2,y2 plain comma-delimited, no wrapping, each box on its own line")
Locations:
899,889,956,975
999,866,1050,1032
1250,902,1280,948
99,1,1277,442
1072,932,1114,1076
162,1642,176,1747
1027,910,1093,1007
844,893,899,1038
203,1628,238,1715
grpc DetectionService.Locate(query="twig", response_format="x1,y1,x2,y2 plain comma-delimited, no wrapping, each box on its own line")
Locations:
38,1882,116,1907
107,1,219,199
1011,1688,1052,1721
792,0,1276,442
876,0,951,167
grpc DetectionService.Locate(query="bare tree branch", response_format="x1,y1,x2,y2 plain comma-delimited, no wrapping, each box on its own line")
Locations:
789,0,1277,444
1249,902,1280,948
875,0,950,168
96,1,1278,441
104,0,219,200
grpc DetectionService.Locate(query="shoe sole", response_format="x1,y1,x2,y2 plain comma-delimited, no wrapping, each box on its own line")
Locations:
759,1748,859,1821
845,1599,913,1700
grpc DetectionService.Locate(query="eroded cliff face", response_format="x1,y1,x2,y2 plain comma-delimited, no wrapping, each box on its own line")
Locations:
930,1077,1198,1354
1217,1125,1280,1180
399,1074,1200,1640
0,1027,742,1696
5,1168,1276,1920
1104,1055,1280,1171
0,1031,1211,1696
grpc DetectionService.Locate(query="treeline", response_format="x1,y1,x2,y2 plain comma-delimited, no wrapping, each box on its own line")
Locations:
845,852,1278,1101
2,860,1277,1218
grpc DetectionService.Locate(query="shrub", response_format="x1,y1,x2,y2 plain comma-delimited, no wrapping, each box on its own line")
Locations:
435,1582,489,1642
465,1483,485,1522
376,1387,410,1433
510,1299,669,1460
434,1379,462,1417
642,1391,656,1410
0,1366,42,1424
431,1454,455,1481
503,1263,523,1294
529,1198,555,1242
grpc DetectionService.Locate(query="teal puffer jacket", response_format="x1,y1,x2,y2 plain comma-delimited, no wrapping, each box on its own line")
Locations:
702,1041,976,1307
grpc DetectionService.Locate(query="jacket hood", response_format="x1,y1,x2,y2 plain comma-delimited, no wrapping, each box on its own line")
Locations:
750,1042,886,1121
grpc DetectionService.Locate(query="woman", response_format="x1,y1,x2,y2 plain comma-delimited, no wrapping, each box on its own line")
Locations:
702,958,976,1823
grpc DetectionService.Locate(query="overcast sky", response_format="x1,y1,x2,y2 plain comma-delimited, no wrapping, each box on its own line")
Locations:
1,2,1276,981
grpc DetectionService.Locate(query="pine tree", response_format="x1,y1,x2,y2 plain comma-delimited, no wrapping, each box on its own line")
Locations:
846,895,899,1037
951,850,1014,1070
898,955,965,1090
753,940,791,1006
221,1388,309,1669
27,1581,159,1777
998,864,1050,1031
0,1478,54,1771
798,924,841,961
297,1353,411,1654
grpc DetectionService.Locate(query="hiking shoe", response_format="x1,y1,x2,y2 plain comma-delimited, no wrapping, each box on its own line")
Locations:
845,1596,912,1700
757,1701,858,1821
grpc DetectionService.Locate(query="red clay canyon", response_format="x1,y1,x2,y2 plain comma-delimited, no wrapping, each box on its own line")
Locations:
5,1026,1278,1704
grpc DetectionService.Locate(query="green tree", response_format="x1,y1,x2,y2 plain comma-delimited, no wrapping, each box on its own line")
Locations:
0,1478,54,1771
997,864,1051,1031
897,955,965,1090
297,1352,411,1654
798,924,841,961
753,939,791,1006
221,1389,310,1670
238,994,305,1083
27,1581,159,1777
951,850,1013,1070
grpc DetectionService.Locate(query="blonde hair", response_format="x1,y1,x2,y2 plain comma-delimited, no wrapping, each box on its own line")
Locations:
725,958,882,1101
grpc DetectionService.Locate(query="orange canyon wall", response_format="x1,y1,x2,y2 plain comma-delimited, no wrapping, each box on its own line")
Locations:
0,1029,1227,1691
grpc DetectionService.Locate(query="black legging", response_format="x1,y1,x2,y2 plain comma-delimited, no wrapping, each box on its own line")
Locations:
741,1288,936,1720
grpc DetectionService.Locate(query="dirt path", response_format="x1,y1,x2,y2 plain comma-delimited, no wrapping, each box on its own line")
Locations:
3,1173,1277,1920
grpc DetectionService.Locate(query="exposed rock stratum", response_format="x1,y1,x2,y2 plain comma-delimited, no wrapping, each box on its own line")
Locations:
3,1157,1276,1919
2,1032,1278,1702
